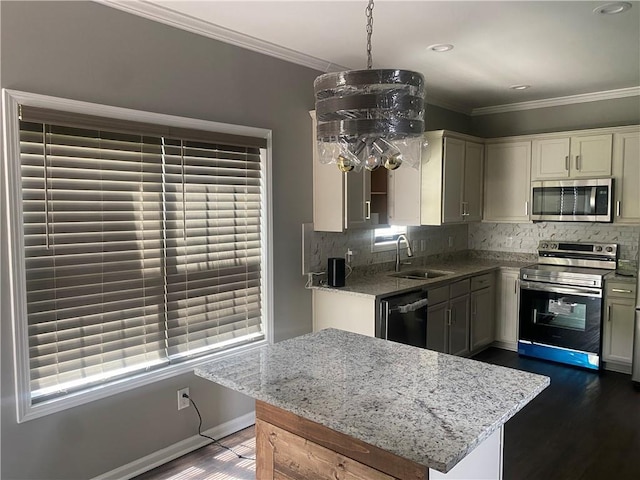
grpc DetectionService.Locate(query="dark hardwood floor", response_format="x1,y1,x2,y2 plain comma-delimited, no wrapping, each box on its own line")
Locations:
136,348,640,480
473,348,640,480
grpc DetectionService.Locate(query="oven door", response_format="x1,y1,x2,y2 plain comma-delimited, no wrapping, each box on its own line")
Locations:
519,281,603,354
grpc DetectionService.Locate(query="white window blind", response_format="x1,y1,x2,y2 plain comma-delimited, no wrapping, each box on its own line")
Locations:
18,107,267,404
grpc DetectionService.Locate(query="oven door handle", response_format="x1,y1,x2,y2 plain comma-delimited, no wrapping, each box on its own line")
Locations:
520,281,602,298
380,301,390,340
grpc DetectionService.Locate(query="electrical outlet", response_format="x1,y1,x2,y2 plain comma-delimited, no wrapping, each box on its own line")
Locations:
448,236,454,248
345,248,354,264
420,240,427,252
177,387,190,410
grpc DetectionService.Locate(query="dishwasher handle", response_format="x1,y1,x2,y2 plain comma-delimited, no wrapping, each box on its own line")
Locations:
393,298,429,314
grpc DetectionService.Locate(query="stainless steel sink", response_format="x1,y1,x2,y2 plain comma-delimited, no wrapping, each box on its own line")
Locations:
388,269,454,280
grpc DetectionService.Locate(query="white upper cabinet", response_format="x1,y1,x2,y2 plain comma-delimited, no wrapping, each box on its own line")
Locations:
612,130,640,224
418,131,484,226
463,141,484,222
484,141,532,223
311,111,378,231
531,134,612,180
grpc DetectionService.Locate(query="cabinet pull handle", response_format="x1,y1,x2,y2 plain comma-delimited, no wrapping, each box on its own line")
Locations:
447,308,452,326
365,200,371,220
576,155,581,171
532,308,537,324
616,201,621,217
515,279,519,295
611,288,632,294
565,155,569,171
607,305,611,322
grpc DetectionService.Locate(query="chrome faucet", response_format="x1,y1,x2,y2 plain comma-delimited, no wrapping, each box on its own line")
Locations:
395,234,413,272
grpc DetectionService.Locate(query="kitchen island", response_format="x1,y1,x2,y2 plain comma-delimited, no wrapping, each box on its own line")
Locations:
195,329,549,479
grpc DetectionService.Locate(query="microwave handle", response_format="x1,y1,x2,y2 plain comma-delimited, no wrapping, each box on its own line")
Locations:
524,201,529,216
590,186,597,211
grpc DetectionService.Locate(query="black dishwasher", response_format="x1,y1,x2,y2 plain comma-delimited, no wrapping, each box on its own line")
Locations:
377,289,429,348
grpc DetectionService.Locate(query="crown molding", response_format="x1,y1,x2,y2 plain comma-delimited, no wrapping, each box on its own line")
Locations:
95,0,345,73
471,86,640,116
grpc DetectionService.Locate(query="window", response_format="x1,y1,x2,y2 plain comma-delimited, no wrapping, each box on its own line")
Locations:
2,90,272,421
372,225,409,251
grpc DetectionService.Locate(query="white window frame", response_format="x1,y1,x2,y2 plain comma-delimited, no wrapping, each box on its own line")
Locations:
2,89,274,422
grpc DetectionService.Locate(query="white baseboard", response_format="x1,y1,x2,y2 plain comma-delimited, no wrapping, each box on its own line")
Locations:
492,341,518,352
603,361,632,375
92,411,256,480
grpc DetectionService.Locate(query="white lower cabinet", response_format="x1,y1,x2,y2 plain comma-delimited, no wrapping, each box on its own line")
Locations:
427,279,472,356
470,273,496,352
312,289,375,337
495,268,520,351
602,281,637,370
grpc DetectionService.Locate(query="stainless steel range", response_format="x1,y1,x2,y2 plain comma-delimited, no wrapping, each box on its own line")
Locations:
518,241,618,370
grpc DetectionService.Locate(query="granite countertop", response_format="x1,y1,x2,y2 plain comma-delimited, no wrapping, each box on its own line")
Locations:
312,257,533,298
195,328,550,474
605,271,638,284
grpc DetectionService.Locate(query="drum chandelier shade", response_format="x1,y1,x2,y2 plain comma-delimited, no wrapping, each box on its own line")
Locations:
313,1,426,172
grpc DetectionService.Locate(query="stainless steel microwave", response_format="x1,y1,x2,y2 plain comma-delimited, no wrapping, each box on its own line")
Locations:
530,178,613,222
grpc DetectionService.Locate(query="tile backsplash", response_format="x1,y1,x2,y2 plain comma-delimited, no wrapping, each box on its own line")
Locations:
304,224,469,274
468,222,640,261
304,221,640,275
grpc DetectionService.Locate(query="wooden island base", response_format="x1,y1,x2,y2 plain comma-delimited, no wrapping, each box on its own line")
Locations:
256,400,428,480
255,400,504,480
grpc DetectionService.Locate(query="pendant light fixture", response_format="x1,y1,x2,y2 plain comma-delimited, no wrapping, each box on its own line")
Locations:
313,0,425,172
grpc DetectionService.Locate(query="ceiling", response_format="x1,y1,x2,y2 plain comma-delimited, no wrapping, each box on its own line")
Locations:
101,1,640,114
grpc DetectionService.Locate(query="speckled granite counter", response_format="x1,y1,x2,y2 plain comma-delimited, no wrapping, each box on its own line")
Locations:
312,257,533,299
195,328,550,474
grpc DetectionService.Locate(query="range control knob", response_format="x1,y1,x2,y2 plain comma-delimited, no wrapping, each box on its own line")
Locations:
595,245,603,252
551,243,558,250
541,243,548,249
605,246,613,253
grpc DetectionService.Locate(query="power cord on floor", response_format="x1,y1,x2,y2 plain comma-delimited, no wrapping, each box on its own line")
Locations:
182,392,255,461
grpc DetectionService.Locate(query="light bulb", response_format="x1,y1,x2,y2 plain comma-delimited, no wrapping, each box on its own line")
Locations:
384,153,403,170
364,153,381,171
336,154,355,172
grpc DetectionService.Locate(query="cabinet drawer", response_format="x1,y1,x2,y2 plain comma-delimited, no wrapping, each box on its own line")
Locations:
471,273,495,291
606,281,637,300
428,285,449,305
450,279,471,298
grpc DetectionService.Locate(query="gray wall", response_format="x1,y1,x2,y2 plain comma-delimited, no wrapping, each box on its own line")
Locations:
471,96,640,138
0,1,320,478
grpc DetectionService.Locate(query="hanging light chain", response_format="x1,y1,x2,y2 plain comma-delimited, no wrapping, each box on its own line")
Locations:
365,0,374,69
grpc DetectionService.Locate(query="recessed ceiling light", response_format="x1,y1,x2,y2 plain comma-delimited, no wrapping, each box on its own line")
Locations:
593,2,632,14
510,85,531,91
427,44,454,52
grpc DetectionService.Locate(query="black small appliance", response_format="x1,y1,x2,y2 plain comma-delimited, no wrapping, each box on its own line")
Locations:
327,257,346,287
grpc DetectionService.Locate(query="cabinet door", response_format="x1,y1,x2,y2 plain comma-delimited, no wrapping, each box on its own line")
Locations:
449,295,470,356
442,137,465,223
470,287,495,352
387,162,421,226
603,297,635,365
484,142,531,222
345,170,372,228
612,131,640,224
463,141,484,222
426,302,448,353
531,137,570,180
496,269,520,349
311,111,345,232
570,134,612,178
